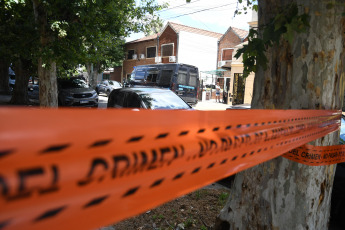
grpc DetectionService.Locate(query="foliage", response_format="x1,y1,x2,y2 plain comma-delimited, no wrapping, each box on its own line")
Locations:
0,0,38,75
234,3,309,78
1,0,166,77
235,0,258,16
143,18,164,36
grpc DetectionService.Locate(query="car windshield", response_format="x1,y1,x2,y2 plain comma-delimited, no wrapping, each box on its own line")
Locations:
109,81,121,87
139,91,191,109
59,79,89,89
135,71,145,80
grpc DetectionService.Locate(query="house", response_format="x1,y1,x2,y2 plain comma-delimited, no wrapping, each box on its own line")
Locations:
116,22,223,83
111,20,259,106
216,11,258,105
121,33,160,81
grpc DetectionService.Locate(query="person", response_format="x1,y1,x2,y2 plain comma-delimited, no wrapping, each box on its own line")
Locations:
215,82,221,102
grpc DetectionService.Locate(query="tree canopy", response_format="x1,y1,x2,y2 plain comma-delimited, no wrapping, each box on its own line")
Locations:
0,0,166,105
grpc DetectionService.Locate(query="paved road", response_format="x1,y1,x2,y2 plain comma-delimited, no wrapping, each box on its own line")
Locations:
0,93,234,110
99,95,231,110
98,95,108,109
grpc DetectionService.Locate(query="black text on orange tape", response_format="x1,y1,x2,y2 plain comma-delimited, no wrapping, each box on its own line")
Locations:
0,108,342,230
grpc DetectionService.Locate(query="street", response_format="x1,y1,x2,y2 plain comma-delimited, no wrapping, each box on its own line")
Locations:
98,95,108,109
98,94,232,110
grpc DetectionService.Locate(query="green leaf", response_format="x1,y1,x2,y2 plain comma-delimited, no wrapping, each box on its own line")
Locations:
326,3,334,9
284,24,295,44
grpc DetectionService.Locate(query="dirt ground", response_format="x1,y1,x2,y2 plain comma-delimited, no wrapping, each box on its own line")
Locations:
111,184,230,230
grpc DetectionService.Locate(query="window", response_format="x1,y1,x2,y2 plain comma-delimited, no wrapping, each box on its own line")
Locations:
127,50,135,59
177,72,187,85
113,91,125,107
126,93,142,108
103,74,110,80
135,71,146,80
161,43,174,56
222,49,234,61
146,68,159,82
158,69,173,87
146,46,156,58
189,73,198,87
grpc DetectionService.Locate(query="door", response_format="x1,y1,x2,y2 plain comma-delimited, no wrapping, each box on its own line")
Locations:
224,77,230,104
232,73,245,105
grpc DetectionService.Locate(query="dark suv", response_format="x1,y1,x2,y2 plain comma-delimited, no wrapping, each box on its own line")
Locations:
58,77,98,107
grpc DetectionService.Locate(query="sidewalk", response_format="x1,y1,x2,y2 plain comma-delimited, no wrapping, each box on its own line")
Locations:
193,99,232,111
0,94,11,105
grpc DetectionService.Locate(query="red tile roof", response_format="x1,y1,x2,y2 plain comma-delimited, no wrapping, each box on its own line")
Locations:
127,33,159,44
126,22,248,44
220,26,248,42
231,27,248,40
168,22,223,39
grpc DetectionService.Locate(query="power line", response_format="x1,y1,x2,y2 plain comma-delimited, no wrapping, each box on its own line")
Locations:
163,3,236,20
158,0,201,13
193,14,212,31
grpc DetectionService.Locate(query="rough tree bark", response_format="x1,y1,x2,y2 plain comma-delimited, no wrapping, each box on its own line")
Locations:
86,63,100,88
32,0,58,107
10,59,31,105
38,59,57,107
216,0,345,229
0,59,10,94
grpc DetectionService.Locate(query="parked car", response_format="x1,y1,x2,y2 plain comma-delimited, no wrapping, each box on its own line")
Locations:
9,67,15,92
28,84,39,104
205,84,216,90
58,77,98,107
96,80,122,96
107,87,192,110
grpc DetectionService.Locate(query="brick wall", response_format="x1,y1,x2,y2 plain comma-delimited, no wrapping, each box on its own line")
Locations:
115,25,180,81
120,39,158,80
218,29,243,62
158,26,178,64
110,67,122,82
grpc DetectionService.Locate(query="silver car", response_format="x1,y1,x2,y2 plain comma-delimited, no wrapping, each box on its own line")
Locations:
107,87,192,110
58,78,98,107
96,80,122,96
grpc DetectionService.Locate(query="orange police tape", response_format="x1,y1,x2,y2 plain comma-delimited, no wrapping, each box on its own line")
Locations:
0,108,343,230
284,144,345,166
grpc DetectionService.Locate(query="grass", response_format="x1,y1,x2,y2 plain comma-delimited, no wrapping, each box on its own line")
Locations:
218,192,229,206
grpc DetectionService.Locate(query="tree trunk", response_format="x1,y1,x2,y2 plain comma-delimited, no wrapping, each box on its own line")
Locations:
86,62,100,88
0,59,10,94
38,58,58,107
216,1,345,229
86,63,92,85
10,59,31,105
32,0,58,108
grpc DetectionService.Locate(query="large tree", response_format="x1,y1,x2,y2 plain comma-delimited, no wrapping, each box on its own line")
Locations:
216,0,345,229
1,0,165,107
31,0,164,107
0,0,37,103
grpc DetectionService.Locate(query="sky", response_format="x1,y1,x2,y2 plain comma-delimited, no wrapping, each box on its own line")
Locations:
126,0,254,42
